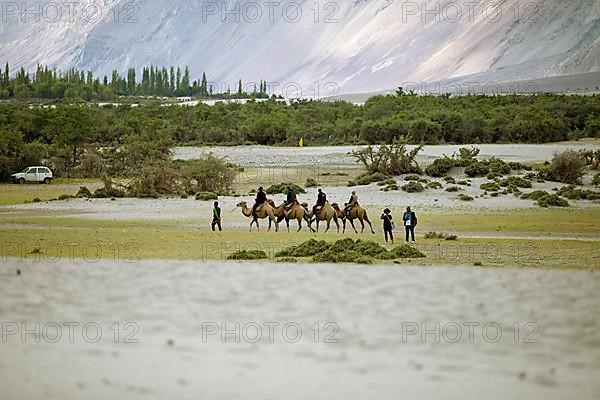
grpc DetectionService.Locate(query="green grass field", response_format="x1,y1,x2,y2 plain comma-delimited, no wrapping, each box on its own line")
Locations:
1,176,599,269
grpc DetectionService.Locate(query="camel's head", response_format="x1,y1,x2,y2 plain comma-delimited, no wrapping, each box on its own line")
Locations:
236,201,247,208
331,203,340,209
301,202,309,209
267,199,276,207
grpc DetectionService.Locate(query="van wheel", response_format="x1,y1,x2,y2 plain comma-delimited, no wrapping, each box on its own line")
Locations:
43,178,51,185
18,178,25,184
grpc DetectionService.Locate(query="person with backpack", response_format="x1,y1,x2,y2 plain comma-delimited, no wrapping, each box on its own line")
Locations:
211,201,222,231
403,206,418,242
381,208,394,244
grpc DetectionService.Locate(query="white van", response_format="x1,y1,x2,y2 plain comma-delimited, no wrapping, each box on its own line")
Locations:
11,166,54,184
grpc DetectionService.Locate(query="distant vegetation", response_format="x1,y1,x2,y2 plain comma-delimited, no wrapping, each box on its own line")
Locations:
1,83,599,183
0,63,270,100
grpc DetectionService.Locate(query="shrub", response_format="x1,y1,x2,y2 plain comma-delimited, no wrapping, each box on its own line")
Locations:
485,158,511,175
404,175,421,181
276,239,425,263
391,245,426,258
356,172,390,185
464,161,490,177
458,194,474,201
556,185,600,200
265,182,306,194
546,150,586,184
454,147,480,167
378,179,397,186
446,186,461,192
498,176,532,188
427,181,443,189
196,192,218,201
32,197,42,203
382,184,399,191
402,182,425,193
58,194,74,201
352,139,423,176
424,231,446,239
480,182,500,192
444,176,456,184
424,232,457,240
509,162,532,171
425,157,455,177
592,173,600,186
521,190,549,200
305,178,320,188
76,186,93,198
347,180,357,187
456,180,470,186
181,154,237,193
536,194,569,208
227,250,268,260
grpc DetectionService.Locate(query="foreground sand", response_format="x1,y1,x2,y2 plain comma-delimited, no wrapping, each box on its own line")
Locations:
1,260,599,399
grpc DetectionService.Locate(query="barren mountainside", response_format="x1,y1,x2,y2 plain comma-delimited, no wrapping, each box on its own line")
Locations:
1,0,598,94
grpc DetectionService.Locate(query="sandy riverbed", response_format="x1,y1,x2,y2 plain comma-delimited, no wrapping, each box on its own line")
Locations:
173,143,600,167
0,260,599,400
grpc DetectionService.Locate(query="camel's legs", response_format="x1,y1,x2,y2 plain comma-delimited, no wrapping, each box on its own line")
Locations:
365,217,375,234
296,219,302,232
325,220,331,233
359,219,365,234
350,219,359,234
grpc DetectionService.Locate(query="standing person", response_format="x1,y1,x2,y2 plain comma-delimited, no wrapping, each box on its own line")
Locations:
381,208,394,244
403,207,418,242
252,187,267,218
211,201,222,231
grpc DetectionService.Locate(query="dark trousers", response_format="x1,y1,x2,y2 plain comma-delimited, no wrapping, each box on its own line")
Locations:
212,219,222,231
384,228,394,243
405,226,415,242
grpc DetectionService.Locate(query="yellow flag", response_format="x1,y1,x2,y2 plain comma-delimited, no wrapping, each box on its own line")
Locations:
299,137,304,147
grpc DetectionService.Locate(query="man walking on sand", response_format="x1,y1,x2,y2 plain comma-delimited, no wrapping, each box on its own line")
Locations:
211,201,222,231
403,206,417,242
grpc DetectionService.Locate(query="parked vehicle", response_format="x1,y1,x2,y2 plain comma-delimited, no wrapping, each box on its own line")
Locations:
10,166,54,184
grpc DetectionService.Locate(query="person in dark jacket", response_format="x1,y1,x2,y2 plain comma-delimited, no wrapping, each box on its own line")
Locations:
403,207,418,242
381,208,394,244
252,187,267,218
313,188,327,217
211,201,222,231
285,187,297,208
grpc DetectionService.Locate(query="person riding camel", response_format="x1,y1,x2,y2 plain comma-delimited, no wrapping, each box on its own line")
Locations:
284,187,297,209
313,188,327,217
252,187,267,218
345,191,359,218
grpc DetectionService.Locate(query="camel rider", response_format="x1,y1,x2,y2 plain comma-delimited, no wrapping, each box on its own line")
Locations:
313,188,327,217
252,187,267,218
285,187,297,209
345,191,359,217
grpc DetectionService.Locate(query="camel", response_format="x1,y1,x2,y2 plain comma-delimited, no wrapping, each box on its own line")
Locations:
302,202,339,233
268,200,315,233
331,203,376,234
236,201,279,232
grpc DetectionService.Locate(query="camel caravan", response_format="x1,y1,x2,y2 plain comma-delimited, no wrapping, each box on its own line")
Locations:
235,186,375,234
